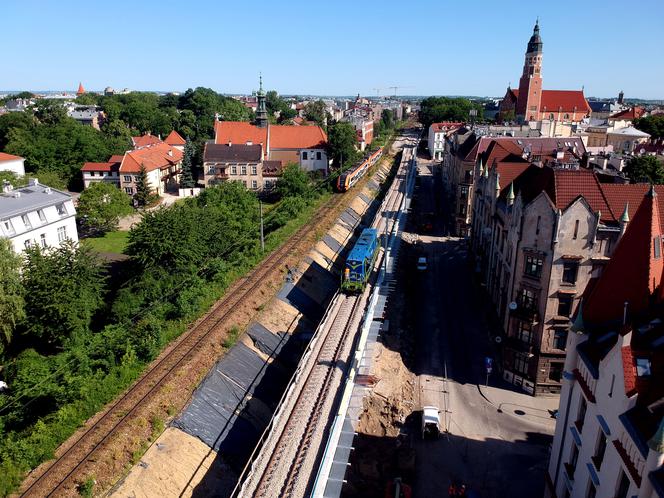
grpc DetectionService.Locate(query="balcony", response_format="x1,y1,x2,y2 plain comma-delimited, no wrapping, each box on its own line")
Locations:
505,336,535,354
573,368,596,403
510,303,540,323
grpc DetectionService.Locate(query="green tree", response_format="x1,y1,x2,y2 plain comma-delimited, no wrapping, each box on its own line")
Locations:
22,241,105,347
0,239,24,356
419,96,484,128
276,163,312,199
633,115,664,139
304,100,327,127
27,170,68,191
33,100,67,125
77,182,133,234
74,94,99,106
0,111,35,149
624,155,664,184
0,171,23,188
328,121,359,167
381,109,394,130
180,139,196,189
134,164,152,207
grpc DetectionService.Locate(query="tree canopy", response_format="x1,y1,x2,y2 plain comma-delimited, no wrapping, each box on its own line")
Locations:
328,121,360,168
419,97,483,128
304,100,327,127
76,182,133,234
633,115,664,139
624,155,664,184
0,239,24,356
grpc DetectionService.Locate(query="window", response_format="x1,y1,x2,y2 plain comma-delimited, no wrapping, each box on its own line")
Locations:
553,329,568,350
655,236,662,258
558,295,573,316
24,239,31,249
592,431,607,470
124,175,132,182
577,396,587,432
514,352,529,375
517,288,538,310
252,180,258,189
316,151,322,160
22,214,32,230
516,321,532,344
536,216,541,235
241,165,247,175
562,261,579,284
37,209,46,222
90,171,95,177
57,226,67,243
56,203,67,216
40,233,47,248
208,166,216,174
134,176,140,182
124,187,133,194
549,362,563,382
573,219,580,239
251,165,257,175
586,481,596,498
302,151,308,160
524,255,543,278
615,470,630,498
231,165,237,175
636,357,651,376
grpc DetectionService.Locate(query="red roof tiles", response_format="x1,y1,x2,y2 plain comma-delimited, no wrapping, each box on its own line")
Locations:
511,89,591,113
622,346,638,397
214,122,327,150
131,134,163,149
0,152,22,162
431,122,464,132
602,184,664,232
552,169,615,221
610,107,646,121
81,162,117,172
120,143,183,173
164,130,186,146
214,122,267,146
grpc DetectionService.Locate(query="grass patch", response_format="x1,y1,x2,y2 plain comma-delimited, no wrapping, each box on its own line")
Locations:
81,231,129,254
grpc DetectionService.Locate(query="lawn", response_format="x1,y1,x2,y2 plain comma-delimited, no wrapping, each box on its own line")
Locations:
81,231,130,254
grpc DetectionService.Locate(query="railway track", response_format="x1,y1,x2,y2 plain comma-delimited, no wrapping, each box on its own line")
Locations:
19,192,348,498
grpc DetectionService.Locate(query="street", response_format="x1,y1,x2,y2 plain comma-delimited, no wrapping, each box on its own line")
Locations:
406,156,557,498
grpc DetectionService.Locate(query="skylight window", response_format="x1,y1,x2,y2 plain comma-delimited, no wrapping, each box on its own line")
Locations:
636,358,651,377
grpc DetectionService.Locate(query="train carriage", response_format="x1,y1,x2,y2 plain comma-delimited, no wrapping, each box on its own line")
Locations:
341,227,379,293
336,147,383,192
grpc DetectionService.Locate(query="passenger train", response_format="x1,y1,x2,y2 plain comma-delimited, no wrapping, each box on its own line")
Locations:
335,147,383,192
341,227,379,293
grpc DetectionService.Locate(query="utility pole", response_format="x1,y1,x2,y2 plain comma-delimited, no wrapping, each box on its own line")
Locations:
259,199,265,252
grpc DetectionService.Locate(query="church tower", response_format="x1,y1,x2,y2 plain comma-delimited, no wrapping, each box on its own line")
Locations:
515,21,543,122
255,74,268,128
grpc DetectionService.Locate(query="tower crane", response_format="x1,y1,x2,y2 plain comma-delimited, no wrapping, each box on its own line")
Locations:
387,85,414,97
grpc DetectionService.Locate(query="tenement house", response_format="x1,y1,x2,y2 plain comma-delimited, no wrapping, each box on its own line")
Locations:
471,150,626,396
202,142,281,190
545,187,664,498
0,179,78,254
118,143,183,196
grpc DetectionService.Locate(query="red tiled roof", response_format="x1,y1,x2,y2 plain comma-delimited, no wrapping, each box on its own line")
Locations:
81,162,117,172
552,169,615,222
602,184,664,232
431,122,464,132
610,107,646,121
132,134,163,149
584,188,663,324
0,152,22,162
496,162,531,192
511,89,591,113
270,124,327,149
119,143,183,173
214,121,267,146
622,346,638,397
109,154,124,164
164,130,186,146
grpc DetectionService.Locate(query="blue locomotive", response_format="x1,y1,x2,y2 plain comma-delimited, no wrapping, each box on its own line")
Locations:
341,228,380,293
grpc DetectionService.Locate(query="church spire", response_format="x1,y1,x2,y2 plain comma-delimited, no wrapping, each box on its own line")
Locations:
255,73,268,128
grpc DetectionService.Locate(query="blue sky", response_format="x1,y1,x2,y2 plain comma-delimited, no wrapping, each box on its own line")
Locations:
3,0,663,99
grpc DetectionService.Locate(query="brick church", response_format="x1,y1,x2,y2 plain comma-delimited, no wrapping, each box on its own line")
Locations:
499,21,591,123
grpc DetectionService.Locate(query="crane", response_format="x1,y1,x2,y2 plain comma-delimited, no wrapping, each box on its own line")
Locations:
372,87,384,97
387,85,414,97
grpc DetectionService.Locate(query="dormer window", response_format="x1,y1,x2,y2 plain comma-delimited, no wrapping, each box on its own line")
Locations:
636,358,651,377
654,236,661,258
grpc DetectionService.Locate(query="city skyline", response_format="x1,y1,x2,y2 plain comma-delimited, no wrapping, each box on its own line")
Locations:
3,0,664,99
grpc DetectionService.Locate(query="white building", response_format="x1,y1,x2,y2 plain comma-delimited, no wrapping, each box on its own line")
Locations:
0,179,78,254
428,122,463,160
0,152,26,177
81,156,122,189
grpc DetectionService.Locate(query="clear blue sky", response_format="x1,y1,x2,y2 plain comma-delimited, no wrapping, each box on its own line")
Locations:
3,0,663,99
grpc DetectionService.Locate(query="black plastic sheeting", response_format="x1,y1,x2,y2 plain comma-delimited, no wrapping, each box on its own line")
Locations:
340,210,360,230
359,192,372,204
277,282,325,320
323,234,342,254
173,331,290,466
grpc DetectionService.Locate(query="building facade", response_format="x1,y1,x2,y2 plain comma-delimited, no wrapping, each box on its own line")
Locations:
428,122,463,161
118,143,183,196
202,143,264,190
0,179,78,254
81,155,123,188
0,152,26,177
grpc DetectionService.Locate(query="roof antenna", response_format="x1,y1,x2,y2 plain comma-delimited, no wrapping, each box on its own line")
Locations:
623,301,629,326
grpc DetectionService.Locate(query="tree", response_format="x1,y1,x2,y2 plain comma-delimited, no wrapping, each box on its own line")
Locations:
328,122,359,167
22,241,105,347
0,239,24,356
304,100,327,127
33,99,68,125
134,164,152,207
77,182,133,234
624,155,664,184
419,96,484,128
381,109,394,130
276,163,312,199
180,139,196,189
633,115,664,139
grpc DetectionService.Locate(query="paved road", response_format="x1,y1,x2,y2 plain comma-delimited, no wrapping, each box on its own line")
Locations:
406,158,556,498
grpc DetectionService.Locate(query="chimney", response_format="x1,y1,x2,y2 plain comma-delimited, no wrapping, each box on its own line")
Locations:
29,178,39,187
2,180,12,193
228,140,232,146
167,150,173,157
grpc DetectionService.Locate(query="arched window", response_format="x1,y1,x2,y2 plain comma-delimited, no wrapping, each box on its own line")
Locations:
549,113,554,120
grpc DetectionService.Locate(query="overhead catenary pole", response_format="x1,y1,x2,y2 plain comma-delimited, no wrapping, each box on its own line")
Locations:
260,199,265,252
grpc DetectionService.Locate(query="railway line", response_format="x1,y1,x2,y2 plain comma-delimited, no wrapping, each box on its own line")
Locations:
18,190,351,498
235,132,418,498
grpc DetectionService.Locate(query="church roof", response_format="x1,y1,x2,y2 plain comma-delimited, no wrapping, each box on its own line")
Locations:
510,89,591,113
609,106,647,121
76,82,85,95
214,121,327,149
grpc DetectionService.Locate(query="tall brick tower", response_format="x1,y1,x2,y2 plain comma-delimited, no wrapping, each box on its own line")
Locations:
515,21,543,121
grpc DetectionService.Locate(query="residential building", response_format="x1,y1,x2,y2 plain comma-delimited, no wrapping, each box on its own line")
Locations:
131,133,163,149
607,127,651,154
471,162,623,396
428,122,463,160
0,152,26,177
0,179,78,254
343,111,374,151
118,143,183,196
202,143,263,189
545,187,664,498
67,105,105,130
164,130,186,152
81,155,123,188
499,21,591,123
